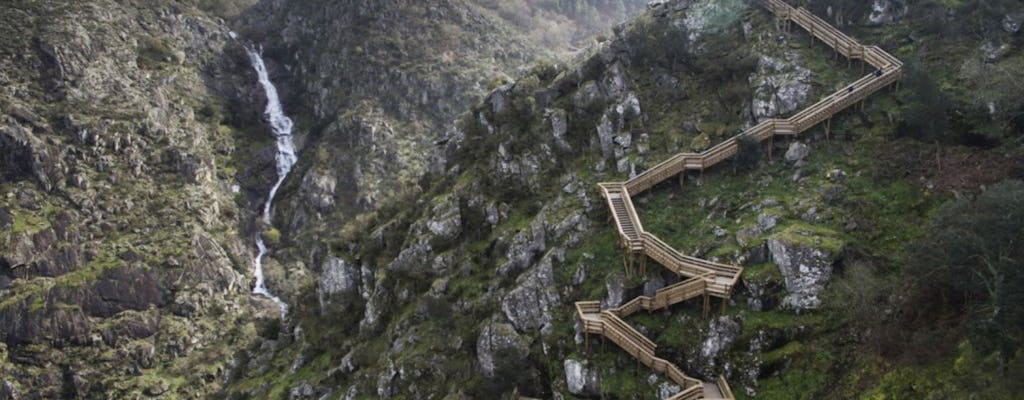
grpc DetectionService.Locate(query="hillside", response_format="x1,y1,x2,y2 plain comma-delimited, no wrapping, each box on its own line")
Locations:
2,0,1023,399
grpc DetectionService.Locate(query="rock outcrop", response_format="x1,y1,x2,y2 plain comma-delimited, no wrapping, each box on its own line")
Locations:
768,230,843,311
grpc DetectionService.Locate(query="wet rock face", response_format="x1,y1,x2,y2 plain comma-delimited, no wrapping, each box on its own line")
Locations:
768,236,838,311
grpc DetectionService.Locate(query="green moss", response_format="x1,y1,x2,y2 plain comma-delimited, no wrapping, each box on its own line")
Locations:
772,223,846,256
743,262,782,281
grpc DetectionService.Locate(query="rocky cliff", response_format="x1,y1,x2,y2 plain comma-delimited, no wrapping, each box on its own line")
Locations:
0,0,272,397
3,0,1023,399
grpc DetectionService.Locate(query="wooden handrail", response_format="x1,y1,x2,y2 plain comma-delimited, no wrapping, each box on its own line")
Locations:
717,375,735,400
573,1,901,398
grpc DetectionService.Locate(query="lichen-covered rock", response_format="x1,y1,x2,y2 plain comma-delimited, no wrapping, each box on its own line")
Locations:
425,194,463,245
574,81,605,111
736,212,780,247
768,231,843,311
547,108,572,151
298,169,338,211
596,113,615,160
1004,13,1024,33
501,257,560,332
497,217,547,278
318,257,361,312
699,315,742,372
784,141,810,164
564,358,601,396
0,380,20,400
751,52,812,121
867,0,908,26
476,322,531,378
602,272,627,309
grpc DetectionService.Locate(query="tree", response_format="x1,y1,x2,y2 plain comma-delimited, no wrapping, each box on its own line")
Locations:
908,180,1024,373
897,61,951,141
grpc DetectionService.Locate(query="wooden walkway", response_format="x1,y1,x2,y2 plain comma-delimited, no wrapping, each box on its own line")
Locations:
573,1,903,398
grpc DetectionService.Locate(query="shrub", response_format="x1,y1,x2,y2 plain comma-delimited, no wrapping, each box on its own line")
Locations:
905,180,1024,373
733,135,762,173
897,62,951,141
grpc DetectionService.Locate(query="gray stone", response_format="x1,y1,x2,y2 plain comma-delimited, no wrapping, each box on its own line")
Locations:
657,381,682,399
501,257,560,332
981,42,1011,60
0,380,19,400
497,217,546,278
827,169,845,182
616,158,630,173
573,81,604,111
1004,13,1024,33
784,142,810,164
425,194,462,244
736,213,779,247
699,316,741,371
299,169,337,210
602,272,626,308
564,358,601,396
643,273,667,297
476,322,531,378
318,258,361,312
867,0,908,26
597,113,615,159
768,235,840,311
290,381,315,400
751,53,812,121
714,226,728,238
548,108,571,151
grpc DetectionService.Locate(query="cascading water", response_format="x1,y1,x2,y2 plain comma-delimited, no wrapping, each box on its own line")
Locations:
245,44,296,318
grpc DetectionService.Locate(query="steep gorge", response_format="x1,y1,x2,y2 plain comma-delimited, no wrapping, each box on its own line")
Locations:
3,0,1023,399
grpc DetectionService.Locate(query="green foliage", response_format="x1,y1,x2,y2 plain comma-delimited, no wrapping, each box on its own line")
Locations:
733,135,763,173
805,0,872,28
897,62,951,141
626,15,691,71
136,35,175,69
906,180,1024,371
262,227,282,246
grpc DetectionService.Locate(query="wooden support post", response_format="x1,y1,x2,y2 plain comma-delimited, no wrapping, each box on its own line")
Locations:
585,332,589,353
721,297,728,314
639,254,647,277
825,118,831,140
768,134,774,160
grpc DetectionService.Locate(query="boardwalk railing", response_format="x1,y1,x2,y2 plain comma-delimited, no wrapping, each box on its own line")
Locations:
573,1,903,398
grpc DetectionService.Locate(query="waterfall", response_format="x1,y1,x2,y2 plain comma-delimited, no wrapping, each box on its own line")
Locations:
245,44,296,318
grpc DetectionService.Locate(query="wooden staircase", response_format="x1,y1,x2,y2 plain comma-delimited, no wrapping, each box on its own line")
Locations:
572,1,903,398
